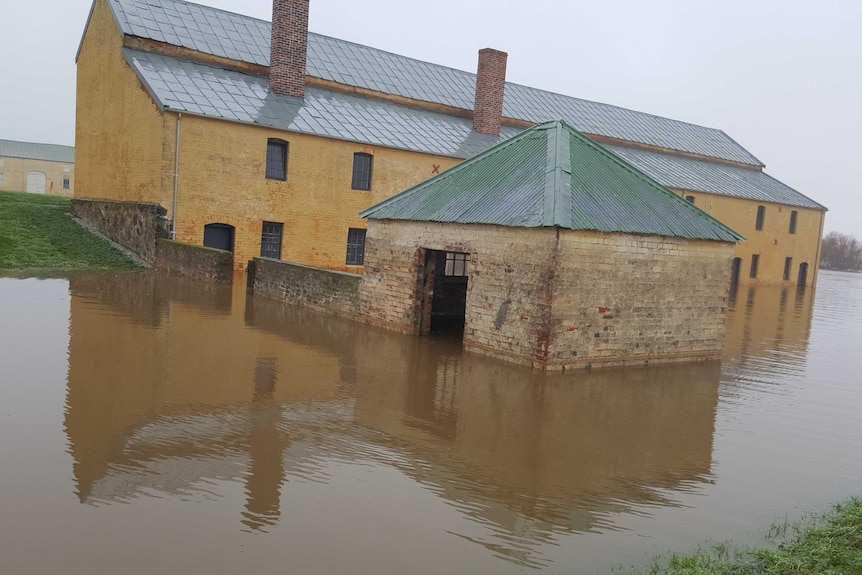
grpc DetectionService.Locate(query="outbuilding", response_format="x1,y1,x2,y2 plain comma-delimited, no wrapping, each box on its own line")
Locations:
359,120,744,370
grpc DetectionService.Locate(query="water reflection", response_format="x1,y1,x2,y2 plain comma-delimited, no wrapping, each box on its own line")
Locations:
63,273,725,565
723,285,815,386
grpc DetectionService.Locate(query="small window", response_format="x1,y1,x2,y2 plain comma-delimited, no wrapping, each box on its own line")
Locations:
685,195,695,204
266,139,288,180
260,221,283,259
444,252,469,277
789,210,798,234
345,228,366,265
351,152,373,191
783,257,793,281
750,254,760,279
62,176,70,190
755,205,765,231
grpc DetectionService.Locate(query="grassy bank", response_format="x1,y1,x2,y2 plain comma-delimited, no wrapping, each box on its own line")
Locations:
0,190,137,270
635,498,862,575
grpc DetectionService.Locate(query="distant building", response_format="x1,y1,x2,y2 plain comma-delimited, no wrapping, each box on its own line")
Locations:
74,0,825,286
0,139,75,197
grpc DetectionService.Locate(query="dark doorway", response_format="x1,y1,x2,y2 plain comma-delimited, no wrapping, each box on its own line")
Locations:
798,262,809,287
204,223,235,252
418,249,469,335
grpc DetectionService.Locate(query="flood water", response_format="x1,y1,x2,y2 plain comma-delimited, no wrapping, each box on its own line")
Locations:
0,270,860,574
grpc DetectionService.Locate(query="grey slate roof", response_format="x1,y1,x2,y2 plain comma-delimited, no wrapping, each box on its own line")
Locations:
361,121,743,243
0,140,75,164
126,49,520,158
607,145,826,210
105,0,762,167
0,139,74,163
127,49,823,211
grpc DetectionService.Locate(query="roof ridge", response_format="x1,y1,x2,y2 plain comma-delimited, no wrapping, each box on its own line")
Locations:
558,121,744,240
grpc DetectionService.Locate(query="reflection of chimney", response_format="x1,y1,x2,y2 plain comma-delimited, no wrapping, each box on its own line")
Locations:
269,0,309,98
473,48,508,136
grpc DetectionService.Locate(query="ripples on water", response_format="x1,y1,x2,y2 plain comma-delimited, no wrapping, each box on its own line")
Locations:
0,270,860,574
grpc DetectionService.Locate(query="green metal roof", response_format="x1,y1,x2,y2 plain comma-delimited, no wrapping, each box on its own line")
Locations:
361,121,744,243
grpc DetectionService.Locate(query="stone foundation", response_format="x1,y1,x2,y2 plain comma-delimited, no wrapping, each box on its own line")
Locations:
154,239,234,283
71,198,170,264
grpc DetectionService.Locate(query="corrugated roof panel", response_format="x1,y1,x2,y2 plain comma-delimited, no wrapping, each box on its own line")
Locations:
108,0,762,166
363,121,744,243
0,139,74,163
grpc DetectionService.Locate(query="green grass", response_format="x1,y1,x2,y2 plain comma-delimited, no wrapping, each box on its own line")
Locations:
630,498,862,575
0,190,138,270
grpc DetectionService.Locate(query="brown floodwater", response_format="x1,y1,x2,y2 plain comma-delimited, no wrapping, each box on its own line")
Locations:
0,269,860,574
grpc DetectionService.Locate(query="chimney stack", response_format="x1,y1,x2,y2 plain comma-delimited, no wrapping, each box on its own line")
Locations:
473,48,508,136
270,0,309,98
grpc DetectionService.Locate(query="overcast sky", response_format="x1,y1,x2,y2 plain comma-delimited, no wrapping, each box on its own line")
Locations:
1,0,859,234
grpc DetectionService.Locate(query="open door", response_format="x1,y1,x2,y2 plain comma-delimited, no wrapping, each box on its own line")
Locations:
417,249,469,336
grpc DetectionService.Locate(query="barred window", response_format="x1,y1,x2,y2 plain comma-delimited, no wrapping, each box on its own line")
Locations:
444,252,469,277
266,139,288,180
260,221,283,259
351,152,373,190
62,176,70,189
346,228,366,265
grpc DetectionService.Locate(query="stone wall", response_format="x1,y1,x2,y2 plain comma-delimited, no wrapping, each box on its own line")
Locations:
250,257,361,318
548,230,735,369
361,220,735,370
360,220,559,350
154,239,233,283
72,198,170,264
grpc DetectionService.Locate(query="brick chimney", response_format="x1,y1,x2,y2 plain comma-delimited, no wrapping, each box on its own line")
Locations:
270,0,309,98
473,48,508,135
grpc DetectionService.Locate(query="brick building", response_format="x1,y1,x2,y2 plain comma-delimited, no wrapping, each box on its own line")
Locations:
0,139,74,197
75,0,825,285
359,121,741,369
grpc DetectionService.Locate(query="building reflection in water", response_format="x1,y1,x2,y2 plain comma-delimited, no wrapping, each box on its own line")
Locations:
63,272,815,565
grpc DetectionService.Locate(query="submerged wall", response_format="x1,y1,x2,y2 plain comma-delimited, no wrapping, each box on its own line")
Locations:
361,220,735,370
71,198,170,264
154,239,233,283
249,257,361,319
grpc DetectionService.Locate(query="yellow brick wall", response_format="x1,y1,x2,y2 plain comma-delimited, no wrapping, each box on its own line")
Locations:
74,0,173,207
0,157,74,196
676,190,824,286
173,114,459,270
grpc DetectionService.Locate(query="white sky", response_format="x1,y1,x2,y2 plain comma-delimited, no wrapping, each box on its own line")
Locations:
1,0,859,234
